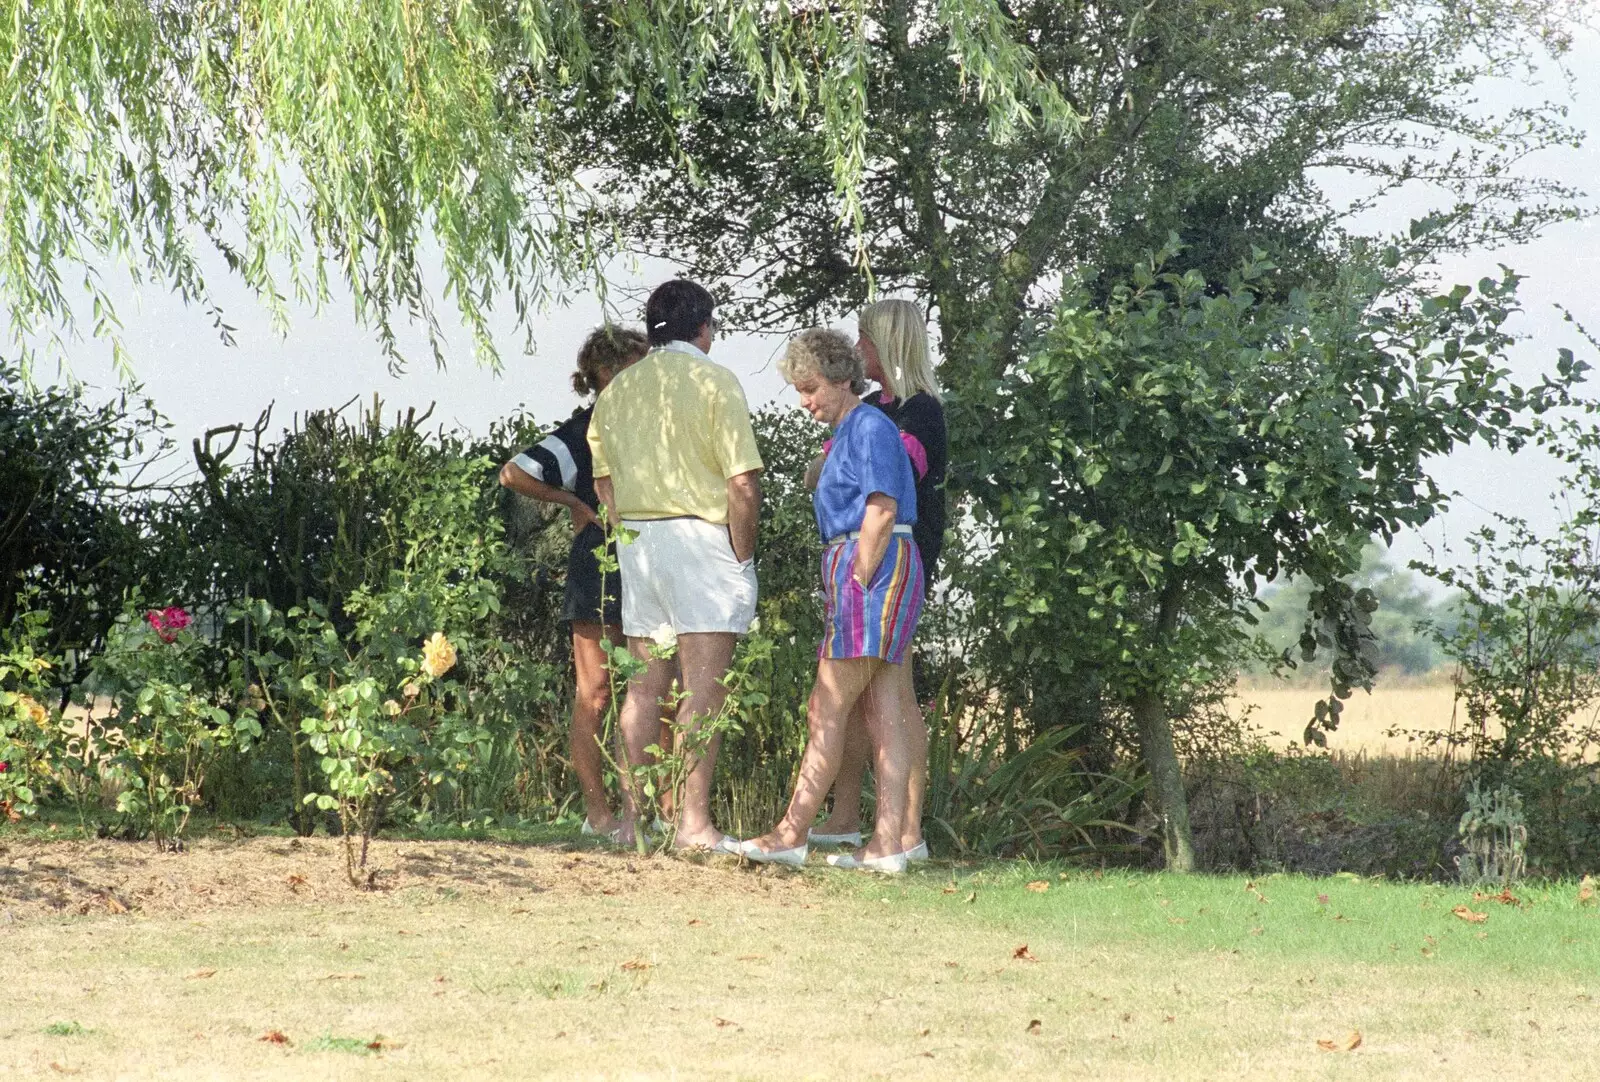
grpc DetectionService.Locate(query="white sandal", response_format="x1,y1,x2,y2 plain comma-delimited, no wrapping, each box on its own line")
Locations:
739,839,809,867
825,849,909,874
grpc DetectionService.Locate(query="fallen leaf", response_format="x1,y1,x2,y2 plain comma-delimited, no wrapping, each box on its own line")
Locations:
259,1030,290,1045
285,874,308,892
1026,880,1050,893
965,891,977,904
1167,916,1189,925
1163,1015,1175,1023
918,1028,931,1037
1058,872,1069,881
1317,1040,1338,1052
366,1040,387,1052
1452,905,1488,924
1249,926,1264,936
941,885,958,895
103,895,128,915
1025,1019,1042,1035
48,1063,81,1075
944,961,959,968
1579,876,1595,906
735,954,766,962
621,959,655,971
1316,893,1329,906
714,1017,737,1028
1475,931,1488,940
1245,881,1269,904
319,973,365,981
185,968,217,980
687,919,705,926
1346,1029,1362,1051
1012,945,1038,962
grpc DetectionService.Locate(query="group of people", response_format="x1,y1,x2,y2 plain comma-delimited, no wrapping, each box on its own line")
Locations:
499,279,946,873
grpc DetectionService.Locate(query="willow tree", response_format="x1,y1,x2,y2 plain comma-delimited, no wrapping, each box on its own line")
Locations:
0,0,1074,373
539,0,1592,868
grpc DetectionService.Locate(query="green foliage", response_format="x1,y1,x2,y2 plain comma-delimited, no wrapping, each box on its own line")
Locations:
1,0,1075,373
80,606,263,847
1410,415,1600,874
0,608,61,820
0,361,173,678
1252,546,1455,677
924,720,1141,859
1457,781,1529,888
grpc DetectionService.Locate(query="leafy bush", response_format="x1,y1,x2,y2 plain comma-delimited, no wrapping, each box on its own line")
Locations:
0,608,61,820
79,606,263,846
0,361,173,678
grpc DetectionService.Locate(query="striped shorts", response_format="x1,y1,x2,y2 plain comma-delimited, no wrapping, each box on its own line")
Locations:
819,535,925,665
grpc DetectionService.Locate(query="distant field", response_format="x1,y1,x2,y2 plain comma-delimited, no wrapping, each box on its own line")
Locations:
1231,685,1463,756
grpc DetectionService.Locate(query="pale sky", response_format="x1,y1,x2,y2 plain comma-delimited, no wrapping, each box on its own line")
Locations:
37,27,1600,575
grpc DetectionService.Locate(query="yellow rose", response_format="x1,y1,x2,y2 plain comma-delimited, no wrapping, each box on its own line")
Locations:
384,699,403,717
18,695,48,728
420,632,458,679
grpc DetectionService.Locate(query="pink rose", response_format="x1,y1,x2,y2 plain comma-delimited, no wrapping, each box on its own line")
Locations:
145,606,191,643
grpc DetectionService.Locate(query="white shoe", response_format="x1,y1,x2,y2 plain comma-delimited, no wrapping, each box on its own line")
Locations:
825,850,909,874
739,839,808,867
808,830,864,847
906,840,929,863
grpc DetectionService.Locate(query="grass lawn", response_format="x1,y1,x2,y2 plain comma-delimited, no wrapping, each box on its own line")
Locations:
4,833,1598,1079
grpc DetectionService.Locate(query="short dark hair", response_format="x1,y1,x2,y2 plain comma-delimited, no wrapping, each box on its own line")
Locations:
643,279,715,346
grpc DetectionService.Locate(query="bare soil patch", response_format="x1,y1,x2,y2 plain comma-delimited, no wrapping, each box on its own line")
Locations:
0,835,804,921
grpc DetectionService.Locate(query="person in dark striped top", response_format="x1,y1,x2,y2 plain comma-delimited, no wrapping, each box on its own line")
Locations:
499,326,648,838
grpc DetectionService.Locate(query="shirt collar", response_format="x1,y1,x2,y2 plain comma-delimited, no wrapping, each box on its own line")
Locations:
652,339,711,361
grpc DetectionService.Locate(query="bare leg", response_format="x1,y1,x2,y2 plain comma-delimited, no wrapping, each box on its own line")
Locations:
749,657,883,851
616,638,679,846
859,662,915,859
570,622,622,832
892,659,928,850
811,701,869,835
672,632,738,847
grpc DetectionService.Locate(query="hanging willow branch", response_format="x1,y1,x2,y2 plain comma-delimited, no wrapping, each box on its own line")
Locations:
0,0,1080,375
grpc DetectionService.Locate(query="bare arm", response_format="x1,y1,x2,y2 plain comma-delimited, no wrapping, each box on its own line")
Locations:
499,461,597,532
726,469,762,563
851,494,898,586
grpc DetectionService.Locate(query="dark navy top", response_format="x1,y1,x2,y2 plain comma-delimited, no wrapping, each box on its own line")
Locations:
513,406,598,510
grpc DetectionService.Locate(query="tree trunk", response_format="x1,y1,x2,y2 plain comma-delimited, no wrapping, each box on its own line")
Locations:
1134,688,1194,873
1136,579,1195,873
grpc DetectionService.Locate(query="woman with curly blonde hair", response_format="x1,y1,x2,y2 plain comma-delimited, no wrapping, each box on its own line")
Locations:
740,329,925,872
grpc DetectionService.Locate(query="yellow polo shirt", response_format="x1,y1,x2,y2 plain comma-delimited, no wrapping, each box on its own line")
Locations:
588,344,765,524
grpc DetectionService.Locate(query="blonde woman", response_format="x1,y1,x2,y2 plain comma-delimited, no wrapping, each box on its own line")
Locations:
499,326,647,837
808,299,945,862
741,329,925,872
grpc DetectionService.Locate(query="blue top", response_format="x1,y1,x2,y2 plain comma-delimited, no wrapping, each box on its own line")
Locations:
813,404,918,542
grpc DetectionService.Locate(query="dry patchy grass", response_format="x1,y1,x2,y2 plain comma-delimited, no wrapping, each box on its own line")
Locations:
5,837,1600,1079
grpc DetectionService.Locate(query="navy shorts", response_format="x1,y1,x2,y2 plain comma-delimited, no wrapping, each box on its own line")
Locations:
563,523,623,626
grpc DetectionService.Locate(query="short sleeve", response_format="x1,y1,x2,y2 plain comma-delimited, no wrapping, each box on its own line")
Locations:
587,393,611,479
853,414,910,506
711,370,765,478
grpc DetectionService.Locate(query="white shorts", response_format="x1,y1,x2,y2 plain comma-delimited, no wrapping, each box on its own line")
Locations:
620,518,758,637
